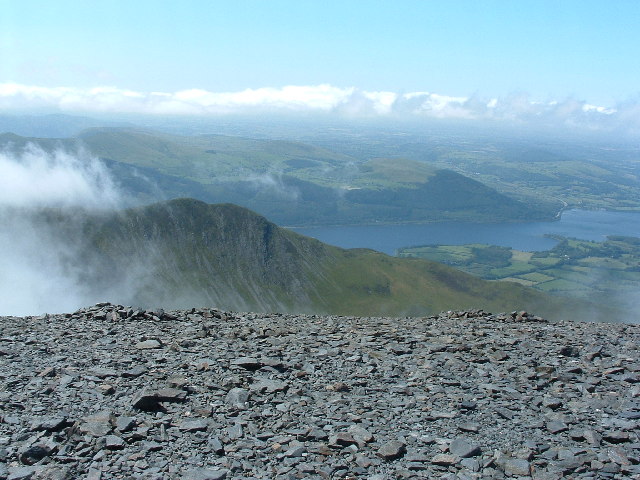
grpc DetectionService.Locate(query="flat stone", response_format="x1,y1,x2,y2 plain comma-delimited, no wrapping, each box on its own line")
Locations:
179,419,209,432
503,458,531,476
30,417,70,432
231,357,263,371
252,378,288,393
115,416,136,432
225,388,250,408
182,468,228,480
458,422,480,433
131,388,187,411
377,440,406,461
547,420,568,434
603,431,631,444
329,432,358,448
7,466,37,480
449,438,481,458
348,425,375,444
431,453,459,466
104,435,125,450
19,443,55,465
121,366,147,378
135,339,162,349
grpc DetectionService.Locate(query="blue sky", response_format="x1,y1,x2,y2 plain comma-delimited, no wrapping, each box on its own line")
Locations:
1,0,639,126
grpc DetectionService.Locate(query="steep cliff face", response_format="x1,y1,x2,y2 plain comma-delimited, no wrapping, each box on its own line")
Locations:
80,199,337,312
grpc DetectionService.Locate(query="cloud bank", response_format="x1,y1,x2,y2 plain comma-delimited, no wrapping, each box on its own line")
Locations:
1,83,638,135
0,145,136,315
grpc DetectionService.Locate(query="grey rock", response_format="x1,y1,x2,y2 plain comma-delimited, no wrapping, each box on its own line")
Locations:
135,339,162,349
179,419,209,432
546,420,568,434
104,435,125,450
121,366,147,378
449,438,481,458
225,388,250,408
431,453,459,466
115,416,136,432
182,468,228,480
6,467,36,480
3,306,640,479
19,443,55,465
329,432,358,448
231,357,263,371
131,388,187,411
30,417,70,432
348,425,374,443
376,440,406,461
503,458,531,476
79,411,113,436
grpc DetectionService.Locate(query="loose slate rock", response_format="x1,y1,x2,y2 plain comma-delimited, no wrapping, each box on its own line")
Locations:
104,435,125,450
2,305,640,479
182,468,228,480
179,419,209,432
547,420,569,434
503,458,531,476
377,440,406,461
135,339,162,349
231,357,263,371
131,388,187,411
431,453,459,466
449,437,482,458
225,387,250,409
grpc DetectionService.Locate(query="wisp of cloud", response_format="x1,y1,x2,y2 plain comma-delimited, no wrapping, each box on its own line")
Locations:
0,145,124,315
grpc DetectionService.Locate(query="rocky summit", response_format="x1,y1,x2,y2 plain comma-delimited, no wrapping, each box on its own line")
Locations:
1,304,639,479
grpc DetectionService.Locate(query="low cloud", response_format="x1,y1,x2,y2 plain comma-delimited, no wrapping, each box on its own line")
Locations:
0,144,121,209
246,172,300,201
0,144,140,315
1,82,638,135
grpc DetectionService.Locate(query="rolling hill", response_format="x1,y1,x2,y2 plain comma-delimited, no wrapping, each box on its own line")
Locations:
0,128,559,225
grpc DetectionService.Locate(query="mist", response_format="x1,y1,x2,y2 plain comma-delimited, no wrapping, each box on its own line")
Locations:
0,145,133,315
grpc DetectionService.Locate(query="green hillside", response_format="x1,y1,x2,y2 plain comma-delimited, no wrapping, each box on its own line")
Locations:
1,128,557,225
42,198,601,320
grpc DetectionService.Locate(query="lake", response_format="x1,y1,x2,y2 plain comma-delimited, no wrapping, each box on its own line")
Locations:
290,210,640,255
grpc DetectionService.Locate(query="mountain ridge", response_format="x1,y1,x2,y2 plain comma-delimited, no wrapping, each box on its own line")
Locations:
31,198,605,320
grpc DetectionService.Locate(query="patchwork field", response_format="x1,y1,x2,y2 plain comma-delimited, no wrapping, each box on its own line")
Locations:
398,236,640,307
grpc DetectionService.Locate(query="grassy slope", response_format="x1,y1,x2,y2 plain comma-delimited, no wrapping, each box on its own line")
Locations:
70,198,596,320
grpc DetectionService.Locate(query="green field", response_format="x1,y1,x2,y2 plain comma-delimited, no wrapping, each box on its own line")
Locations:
398,236,640,307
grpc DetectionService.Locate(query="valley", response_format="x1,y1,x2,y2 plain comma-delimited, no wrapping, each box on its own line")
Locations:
1,114,638,321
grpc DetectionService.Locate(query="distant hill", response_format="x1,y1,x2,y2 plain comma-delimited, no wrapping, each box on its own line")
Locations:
39,198,600,319
1,128,559,225
0,113,132,138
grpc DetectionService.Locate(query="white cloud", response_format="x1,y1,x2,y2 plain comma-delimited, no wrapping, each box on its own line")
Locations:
0,144,127,315
0,144,121,209
0,82,637,135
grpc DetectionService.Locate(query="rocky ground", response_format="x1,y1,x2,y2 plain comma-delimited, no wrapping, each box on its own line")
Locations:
1,304,639,479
